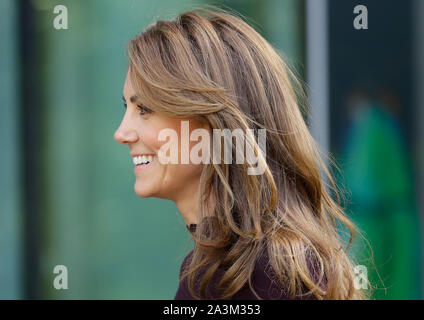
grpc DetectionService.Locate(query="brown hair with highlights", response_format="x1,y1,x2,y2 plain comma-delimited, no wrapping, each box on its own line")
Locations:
127,7,371,299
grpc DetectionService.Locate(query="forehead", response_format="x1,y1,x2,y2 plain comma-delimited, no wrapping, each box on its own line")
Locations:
123,70,135,97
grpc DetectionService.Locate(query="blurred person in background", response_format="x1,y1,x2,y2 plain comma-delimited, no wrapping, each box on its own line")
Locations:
341,86,421,299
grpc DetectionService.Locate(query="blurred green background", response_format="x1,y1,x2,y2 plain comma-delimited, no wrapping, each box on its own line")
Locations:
0,0,422,299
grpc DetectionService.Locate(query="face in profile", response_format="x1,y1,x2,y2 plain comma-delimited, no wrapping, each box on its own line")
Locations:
114,71,207,202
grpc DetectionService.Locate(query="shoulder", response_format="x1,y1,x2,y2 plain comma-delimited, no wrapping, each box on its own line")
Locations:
174,249,319,300
233,251,322,300
174,250,287,300
230,252,291,300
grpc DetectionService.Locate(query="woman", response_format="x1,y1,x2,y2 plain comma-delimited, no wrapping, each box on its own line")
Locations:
114,8,369,300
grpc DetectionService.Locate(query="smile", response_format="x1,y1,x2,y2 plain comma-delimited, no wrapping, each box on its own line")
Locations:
132,155,155,166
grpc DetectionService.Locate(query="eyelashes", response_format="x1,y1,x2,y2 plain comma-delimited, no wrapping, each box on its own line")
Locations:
123,102,153,116
137,104,153,115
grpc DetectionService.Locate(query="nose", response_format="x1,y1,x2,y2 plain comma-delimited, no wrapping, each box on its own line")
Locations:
114,122,139,145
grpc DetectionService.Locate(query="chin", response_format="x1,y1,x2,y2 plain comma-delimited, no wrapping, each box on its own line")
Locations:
134,183,156,198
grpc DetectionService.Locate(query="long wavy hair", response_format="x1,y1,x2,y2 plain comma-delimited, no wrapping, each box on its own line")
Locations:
127,7,371,300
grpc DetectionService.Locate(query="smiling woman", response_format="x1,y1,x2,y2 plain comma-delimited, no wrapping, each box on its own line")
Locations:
116,73,206,218
114,7,370,300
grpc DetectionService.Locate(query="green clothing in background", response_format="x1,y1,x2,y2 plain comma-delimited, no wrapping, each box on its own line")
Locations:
341,102,421,299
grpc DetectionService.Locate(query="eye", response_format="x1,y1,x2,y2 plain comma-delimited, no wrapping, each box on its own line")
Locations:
137,104,153,116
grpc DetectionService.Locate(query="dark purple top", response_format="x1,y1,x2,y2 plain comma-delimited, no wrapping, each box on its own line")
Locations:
174,225,322,300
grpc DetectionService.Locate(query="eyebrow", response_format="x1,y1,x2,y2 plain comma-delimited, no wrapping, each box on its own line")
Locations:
122,95,139,104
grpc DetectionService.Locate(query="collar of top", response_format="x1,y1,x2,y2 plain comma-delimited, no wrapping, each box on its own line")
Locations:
186,224,197,233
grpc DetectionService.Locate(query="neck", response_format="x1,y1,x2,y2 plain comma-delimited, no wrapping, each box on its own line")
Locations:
174,177,216,228
174,182,200,227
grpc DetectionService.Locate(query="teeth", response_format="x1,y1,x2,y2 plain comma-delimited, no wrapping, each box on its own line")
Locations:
132,155,155,165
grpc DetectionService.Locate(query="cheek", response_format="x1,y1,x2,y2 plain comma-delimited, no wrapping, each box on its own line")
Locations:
140,125,163,152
